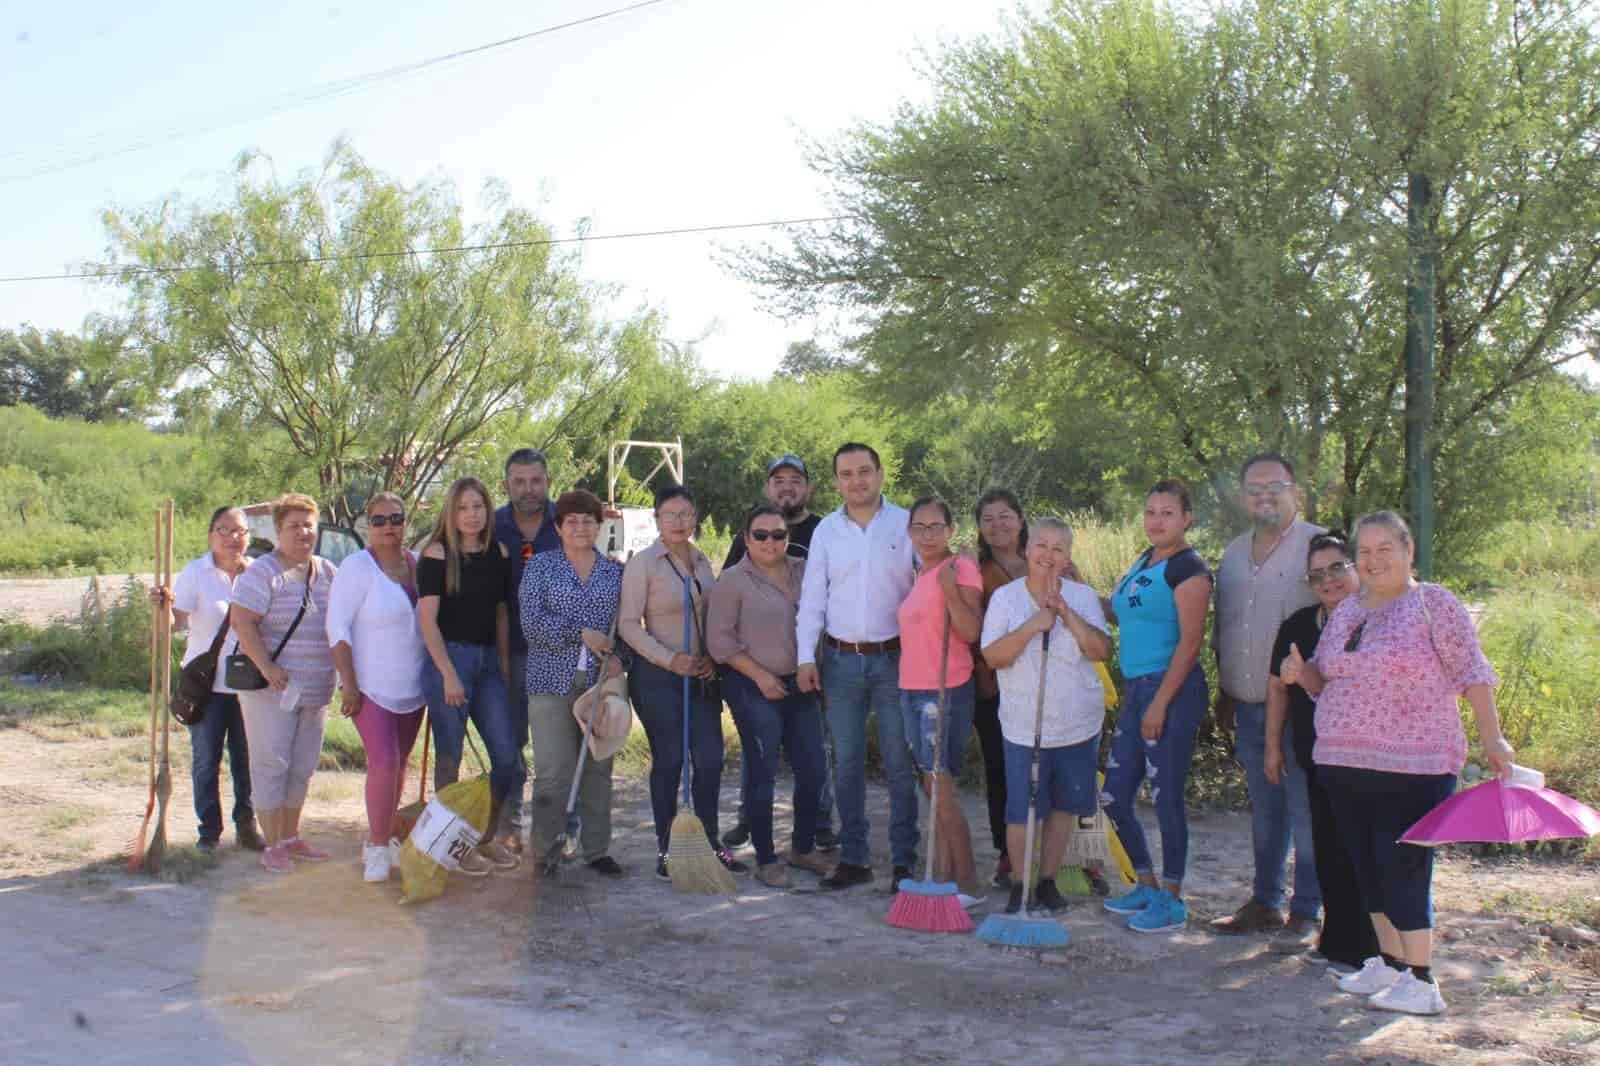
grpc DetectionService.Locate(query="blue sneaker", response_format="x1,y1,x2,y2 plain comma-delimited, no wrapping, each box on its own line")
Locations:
1128,890,1188,933
1103,883,1161,915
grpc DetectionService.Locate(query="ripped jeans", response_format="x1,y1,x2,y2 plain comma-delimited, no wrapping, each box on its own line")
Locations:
1101,664,1208,886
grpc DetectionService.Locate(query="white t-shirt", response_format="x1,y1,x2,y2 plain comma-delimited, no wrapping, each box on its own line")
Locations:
980,577,1108,749
325,549,425,713
172,552,248,694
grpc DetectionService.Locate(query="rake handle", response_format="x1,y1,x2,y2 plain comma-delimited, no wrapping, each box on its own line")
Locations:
922,600,952,885
1020,629,1051,915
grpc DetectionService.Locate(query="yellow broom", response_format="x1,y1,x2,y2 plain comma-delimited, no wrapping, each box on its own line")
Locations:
667,569,735,895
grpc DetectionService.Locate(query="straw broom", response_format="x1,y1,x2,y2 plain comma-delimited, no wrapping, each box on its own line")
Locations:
144,500,176,875
977,629,1069,950
887,610,973,932
667,568,735,895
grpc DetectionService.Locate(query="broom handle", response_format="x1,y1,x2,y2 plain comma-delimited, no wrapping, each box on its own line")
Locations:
922,601,951,885
148,509,160,781
1020,629,1050,914
679,571,693,808
160,500,174,760
565,619,618,816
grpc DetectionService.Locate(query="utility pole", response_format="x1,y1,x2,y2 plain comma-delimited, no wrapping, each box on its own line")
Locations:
1403,172,1436,579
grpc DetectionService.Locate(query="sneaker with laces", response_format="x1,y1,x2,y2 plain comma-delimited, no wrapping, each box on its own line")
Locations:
1128,891,1188,933
455,849,492,877
656,853,670,881
1336,957,1405,996
1005,883,1025,914
957,892,986,911
477,840,520,870
260,844,294,874
1034,879,1071,914
1104,883,1162,915
1369,971,1446,1016
282,837,330,862
363,842,391,883
715,847,749,874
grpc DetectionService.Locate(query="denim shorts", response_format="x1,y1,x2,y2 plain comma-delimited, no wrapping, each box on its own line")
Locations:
899,679,976,775
1003,734,1098,822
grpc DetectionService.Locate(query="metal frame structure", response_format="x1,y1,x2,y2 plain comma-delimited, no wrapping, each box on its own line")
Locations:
607,438,684,507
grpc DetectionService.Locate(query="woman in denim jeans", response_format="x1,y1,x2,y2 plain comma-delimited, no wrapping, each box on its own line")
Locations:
1100,479,1213,933
706,504,832,888
418,476,519,877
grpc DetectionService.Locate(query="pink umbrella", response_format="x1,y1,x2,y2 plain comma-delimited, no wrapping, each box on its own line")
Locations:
1401,775,1600,846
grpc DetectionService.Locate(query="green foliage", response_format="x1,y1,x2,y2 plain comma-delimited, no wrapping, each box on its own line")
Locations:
0,405,278,573
740,0,1600,564
0,318,151,422
104,141,649,523
5,576,175,688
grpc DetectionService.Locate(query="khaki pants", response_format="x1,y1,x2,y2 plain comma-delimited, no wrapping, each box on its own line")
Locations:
528,678,614,863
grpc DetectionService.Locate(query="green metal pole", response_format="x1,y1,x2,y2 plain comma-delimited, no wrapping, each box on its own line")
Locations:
1404,172,1435,579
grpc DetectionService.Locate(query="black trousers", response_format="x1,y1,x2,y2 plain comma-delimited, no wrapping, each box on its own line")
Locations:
973,693,1008,857
1301,749,1381,967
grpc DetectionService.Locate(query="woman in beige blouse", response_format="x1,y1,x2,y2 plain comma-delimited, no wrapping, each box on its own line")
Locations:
619,485,745,881
707,504,833,888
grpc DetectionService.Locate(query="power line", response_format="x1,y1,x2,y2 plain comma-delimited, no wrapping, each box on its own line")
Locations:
0,215,852,284
0,0,674,184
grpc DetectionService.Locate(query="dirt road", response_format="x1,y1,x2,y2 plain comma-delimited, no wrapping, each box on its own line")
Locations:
1,702,1597,1066
0,574,152,628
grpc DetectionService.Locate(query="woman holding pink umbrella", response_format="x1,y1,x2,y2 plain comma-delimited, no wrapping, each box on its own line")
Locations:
1294,511,1513,1016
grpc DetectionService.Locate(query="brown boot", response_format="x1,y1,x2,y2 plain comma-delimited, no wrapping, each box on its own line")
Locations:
786,850,834,876
1210,900,1287,935
755,863,789,888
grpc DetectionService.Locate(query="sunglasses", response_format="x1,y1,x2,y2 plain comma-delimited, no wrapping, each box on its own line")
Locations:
1344,620,1367,653
369,513,406,527
1244,480,1293,497
749,528,789,543
1307,560,1355,586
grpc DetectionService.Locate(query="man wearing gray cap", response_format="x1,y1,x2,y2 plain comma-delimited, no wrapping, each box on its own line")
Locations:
721,454,838,852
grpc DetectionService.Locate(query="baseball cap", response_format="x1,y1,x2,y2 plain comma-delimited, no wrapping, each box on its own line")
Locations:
766,454,808,479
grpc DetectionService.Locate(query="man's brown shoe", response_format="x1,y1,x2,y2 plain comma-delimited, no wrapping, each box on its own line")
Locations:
786,850,833,876
755,863,789,888
1210,900,1286,935
1271,914,1321,953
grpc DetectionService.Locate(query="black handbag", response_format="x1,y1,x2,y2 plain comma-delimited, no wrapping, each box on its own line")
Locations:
224,560,315,691
171,614,231,725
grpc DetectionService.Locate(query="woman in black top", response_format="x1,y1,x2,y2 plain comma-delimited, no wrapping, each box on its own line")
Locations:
1265,531,1378,970
418,476,519,876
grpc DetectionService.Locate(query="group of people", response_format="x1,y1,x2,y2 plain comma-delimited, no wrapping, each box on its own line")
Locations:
159,445,1512,1017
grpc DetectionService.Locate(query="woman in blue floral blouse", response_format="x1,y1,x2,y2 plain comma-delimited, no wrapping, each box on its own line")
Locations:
518,489,627,876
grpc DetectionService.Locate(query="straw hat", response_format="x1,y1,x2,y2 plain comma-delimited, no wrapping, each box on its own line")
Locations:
572,672,633,762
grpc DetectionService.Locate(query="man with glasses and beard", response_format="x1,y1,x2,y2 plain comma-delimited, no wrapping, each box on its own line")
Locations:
1211,452,1325,949
493,448,561,851
720,455,838,852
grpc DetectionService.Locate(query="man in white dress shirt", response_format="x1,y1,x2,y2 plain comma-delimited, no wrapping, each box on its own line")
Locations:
796,443,917,890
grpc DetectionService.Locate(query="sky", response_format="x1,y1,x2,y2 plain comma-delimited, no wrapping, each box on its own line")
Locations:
0,0,1023,380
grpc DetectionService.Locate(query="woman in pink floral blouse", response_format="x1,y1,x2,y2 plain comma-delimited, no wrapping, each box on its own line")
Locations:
1294,511,1513,1017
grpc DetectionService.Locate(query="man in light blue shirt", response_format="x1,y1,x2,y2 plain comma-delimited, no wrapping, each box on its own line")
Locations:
796,443,917,889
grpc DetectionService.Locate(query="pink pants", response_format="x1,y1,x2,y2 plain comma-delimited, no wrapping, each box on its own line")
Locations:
353,697,424,843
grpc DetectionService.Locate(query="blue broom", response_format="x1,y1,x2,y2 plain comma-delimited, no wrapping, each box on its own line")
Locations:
977,629,1069,950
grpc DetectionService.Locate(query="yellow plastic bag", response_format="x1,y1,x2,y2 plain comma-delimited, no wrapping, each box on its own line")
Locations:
398,775,492,904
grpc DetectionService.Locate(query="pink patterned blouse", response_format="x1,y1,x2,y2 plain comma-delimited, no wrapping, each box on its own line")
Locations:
1311,583,1496,776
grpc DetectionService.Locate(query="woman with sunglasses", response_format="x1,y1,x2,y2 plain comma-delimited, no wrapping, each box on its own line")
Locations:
327,493,424,883
1297,511,1513,1016
1261,532,1376,970
706,504,832,888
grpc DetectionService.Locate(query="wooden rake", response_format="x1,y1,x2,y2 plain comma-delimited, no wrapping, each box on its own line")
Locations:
130,501,175,874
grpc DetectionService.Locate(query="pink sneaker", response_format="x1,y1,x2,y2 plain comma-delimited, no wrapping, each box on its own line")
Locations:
282,837,330,862
260,845,294,874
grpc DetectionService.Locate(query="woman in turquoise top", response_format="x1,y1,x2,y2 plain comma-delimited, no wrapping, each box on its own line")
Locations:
1099,479,1213,933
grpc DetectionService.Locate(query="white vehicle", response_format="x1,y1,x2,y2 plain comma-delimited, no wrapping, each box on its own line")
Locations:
240,501,365,566
598,439,682,563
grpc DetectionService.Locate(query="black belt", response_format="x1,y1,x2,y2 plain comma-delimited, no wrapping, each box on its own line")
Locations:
824,635,901,656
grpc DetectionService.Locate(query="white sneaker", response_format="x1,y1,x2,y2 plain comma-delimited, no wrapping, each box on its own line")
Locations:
1336,956,1405,996
957,893,985,911
363,842,391,884
1369,971,1446,1015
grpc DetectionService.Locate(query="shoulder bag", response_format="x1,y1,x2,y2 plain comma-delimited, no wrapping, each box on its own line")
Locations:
224,559,317,691
170,610,232,725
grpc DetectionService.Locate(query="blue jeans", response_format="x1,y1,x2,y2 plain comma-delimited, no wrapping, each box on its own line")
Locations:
505,650,531,830
1235,700,1321,917
1102,665,1208,885
898,679,976,776
821,644,917,869
629,659,725,853
421,641,519,837
188,692,252,844
738,709,836,834
724,671,826,866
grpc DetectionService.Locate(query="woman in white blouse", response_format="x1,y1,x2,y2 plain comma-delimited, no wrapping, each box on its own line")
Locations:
155,505,264,853
327,492,426,883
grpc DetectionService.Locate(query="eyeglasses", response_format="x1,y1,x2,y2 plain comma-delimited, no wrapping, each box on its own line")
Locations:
749,528,789,543
368,513,406,527
1244,481,1293,497
909,522,948,536
211,526,248,537
1306,560,1355,586
657,511,696,525
1344,621,1367,653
